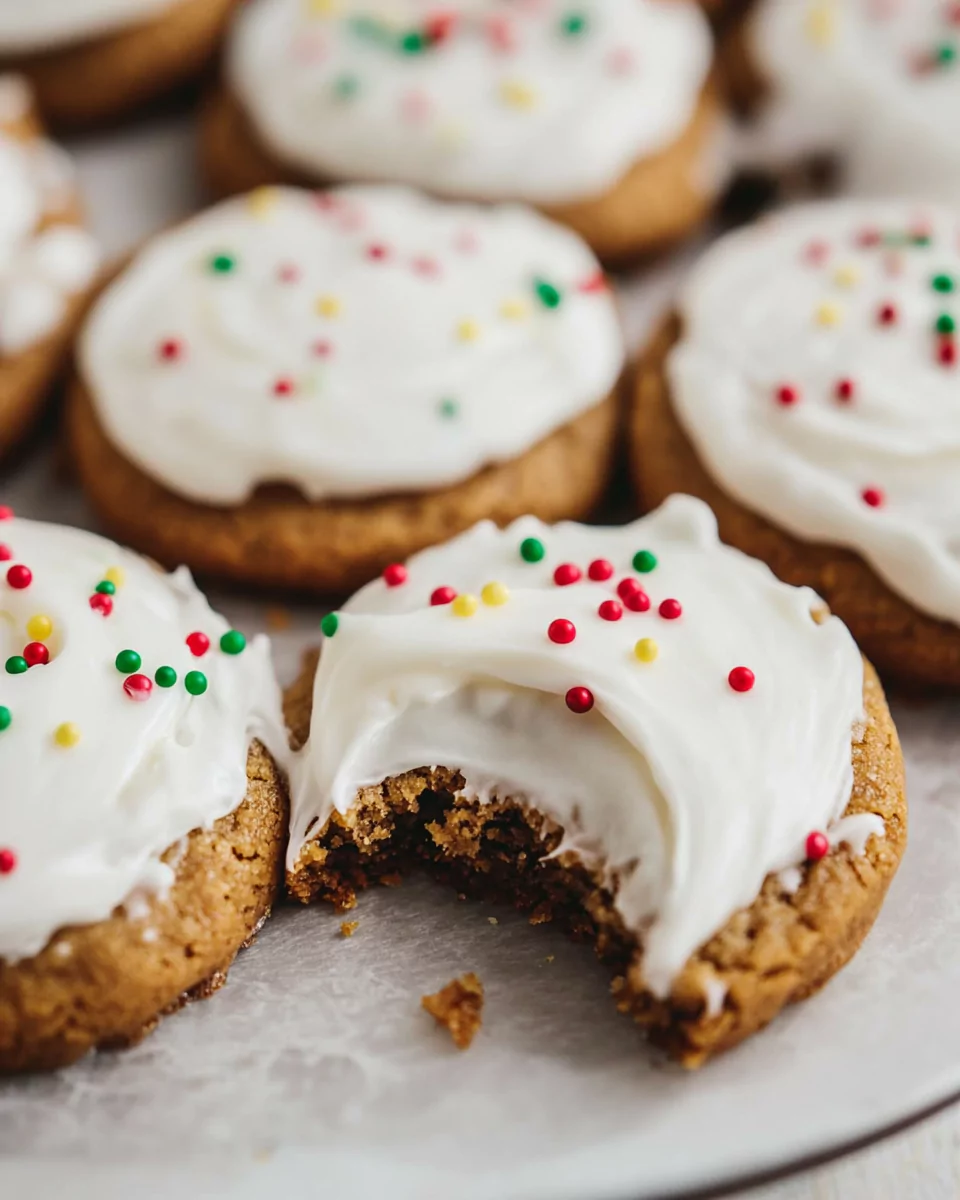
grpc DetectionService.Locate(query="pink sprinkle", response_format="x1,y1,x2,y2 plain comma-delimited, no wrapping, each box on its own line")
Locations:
0,506,12,520
803,240,830,265
312,340,334,358
412,256,441,278
857,228,881,248
313,192,339,212
578,272,608,294
486,14,515,51
277,263,301,284
454,230,480,255
606,46,636,76
366,243,391,262
0,544,10,561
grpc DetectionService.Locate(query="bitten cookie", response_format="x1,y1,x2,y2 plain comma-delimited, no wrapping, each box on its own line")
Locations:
633,199,960,690
283,496,906,1067
0,76,99,461
728,0,960,203
201,0,728,264
69,185,624,594
0,0,240,130
0,509,288,1073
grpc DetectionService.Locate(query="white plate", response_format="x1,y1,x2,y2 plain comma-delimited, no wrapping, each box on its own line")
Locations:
1,115,959,1200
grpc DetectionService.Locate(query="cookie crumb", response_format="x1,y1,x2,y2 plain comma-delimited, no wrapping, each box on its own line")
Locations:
487,916,498,926
422,972,484,1050
265,606,292,631
380,872,403,888
339,920,359,938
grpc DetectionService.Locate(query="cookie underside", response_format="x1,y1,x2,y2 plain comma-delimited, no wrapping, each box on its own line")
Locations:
284,651,905,1067
0,740,288,1074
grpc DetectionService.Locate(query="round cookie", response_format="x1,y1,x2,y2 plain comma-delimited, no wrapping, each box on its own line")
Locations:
729,0,960,202
70,185,624,594
201,0,728,264
0,0,241,130
0,76,100,461
633,199,960,690
0,510,288,1073
283,496,906,1066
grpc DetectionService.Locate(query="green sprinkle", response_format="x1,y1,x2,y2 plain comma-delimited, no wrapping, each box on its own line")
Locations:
185,670,208,697
219,630,246,656
400,29,428,53
936,313,956,335
560,12,589,36
321,612,340,638
520,537,546,563
5,656,27,676
115,649,141,674
438,397,459,419
912,233,932,246
332,73,361,100
0,705,10,730
155,666,177,688
95,580,116,595
209,253,236,275
534,278,562,309
633,550,658,574
936,42,957,66
933,274,955,294
350,15,389,41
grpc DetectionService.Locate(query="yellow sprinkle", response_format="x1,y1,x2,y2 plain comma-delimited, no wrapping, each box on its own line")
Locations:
305,0,339,13
481,581,510,607
634,638,659,664
815,301,843,327
500,80,538,110
27,614,52,641
54,722,81,748
452,594,479,618
456,319,481,343
805,2,836,46
104,566,125,589
246,186,280,217
833,264,860,288
500,299,528,321
316,295,342,318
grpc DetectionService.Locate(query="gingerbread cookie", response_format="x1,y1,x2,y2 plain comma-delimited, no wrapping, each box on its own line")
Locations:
201,0,727,264
283,496,906,1066
0,0,240,130
731,0,960,202
0,510,288,1073
0,76,99,461
70,185,624,594
633,199,960,690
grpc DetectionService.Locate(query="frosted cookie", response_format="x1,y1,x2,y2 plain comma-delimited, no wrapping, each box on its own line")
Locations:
0,510,288,1073
633,199,960,689
283,496,905,1066
0,0,241,129
0,76,99,460
69,185,624,594
201,0,727,264
729,0,960,202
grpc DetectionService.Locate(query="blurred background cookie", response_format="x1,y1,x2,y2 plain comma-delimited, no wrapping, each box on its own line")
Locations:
201,0,729,264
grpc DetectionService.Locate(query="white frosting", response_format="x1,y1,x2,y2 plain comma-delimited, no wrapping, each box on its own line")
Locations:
749,0,960,203
0,0,177,53
668,199,960,628
0,117,99,356
0,516,286,963
227,0,714,205
289,495,867,996
79,185,623,504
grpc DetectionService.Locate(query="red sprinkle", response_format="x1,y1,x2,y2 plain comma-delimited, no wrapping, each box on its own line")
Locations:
728,666,755,693
430,586,457,606
861,487,885,508
412,256,440,278
803,240,830,264
366,243,391,262
273,377,296,397
383,563,408,588
776,384,800,407
598,600,623,622
6,564,31,589
0,506,13,521
938,339,957,367
857,228,881,248
588,558,614,582
877,302,898,326
277,263,300,283
577,272,608,294
835,378,855,402
622,586,650,613
186,631,210,657
806,831,830,861
158,338,183,362
312,339,333,358
548,618,577,645
565,686,595,715
123,673,153,702
23,642,49,667
659,598,682,620
553,563,582,587
425,10,457,42
0,847,16,875
89,593,113,616
0,545,10,561
486,14,515,50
